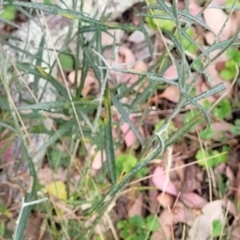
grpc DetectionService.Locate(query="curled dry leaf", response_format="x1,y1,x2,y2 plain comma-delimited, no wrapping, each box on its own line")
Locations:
68,70,100,97
180,192,208,209
225,166,235,188
151,65,180,103
118,46,135,64
156,85,181,103
157,192,175,209
152,166,179,196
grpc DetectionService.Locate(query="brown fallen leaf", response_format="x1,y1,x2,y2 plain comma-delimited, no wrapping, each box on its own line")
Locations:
148,177,159,214
180,192,207,209
91,150,106,171
128,192,143,217
210,121,233,141
174,160,185,182
68,70,100,97
152,85,181,104
183,164,202,193
157,192,175,209
151,209,173,240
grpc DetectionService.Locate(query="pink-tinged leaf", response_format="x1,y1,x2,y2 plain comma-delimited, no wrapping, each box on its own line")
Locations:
163,65,178,80
158,85,181,103
68,70,100,96
180,192,208,208
157,192,175,208
91,150,106,170
101,29,124,46
152,166,178,196
118,46,136,64
189,2,202,16
120,114,138,148
121,122,136,147
204,8,232,44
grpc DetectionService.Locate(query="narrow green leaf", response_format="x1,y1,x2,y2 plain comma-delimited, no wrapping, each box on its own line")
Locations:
0,121,17,133
34,36,45,97
16,63,68,98
104,85,116,184
37,119,74,154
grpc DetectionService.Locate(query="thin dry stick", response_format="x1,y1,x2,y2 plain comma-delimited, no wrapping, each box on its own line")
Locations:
128,151,230,186
196,125,213,202
218,200,232,240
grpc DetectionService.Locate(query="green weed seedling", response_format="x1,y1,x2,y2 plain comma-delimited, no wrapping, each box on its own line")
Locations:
213,99,232,120
196,146,229,169
199,126,213,140
180,27,198,54
117,215,159,240
211,219,223,238
220,48,240,81
230,119,240,135
145,0,175,31
0,6,16,20
59,49,74,72
116,153,148,179
183,109,203,131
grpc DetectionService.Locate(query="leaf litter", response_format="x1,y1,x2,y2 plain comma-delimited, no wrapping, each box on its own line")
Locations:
1,0,240,239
